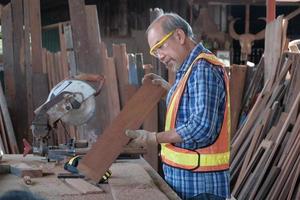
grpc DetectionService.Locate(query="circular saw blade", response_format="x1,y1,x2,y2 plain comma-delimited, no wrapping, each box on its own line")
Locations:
61,96,96,126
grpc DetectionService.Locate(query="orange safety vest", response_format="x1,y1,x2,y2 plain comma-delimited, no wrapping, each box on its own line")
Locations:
161,52,231,172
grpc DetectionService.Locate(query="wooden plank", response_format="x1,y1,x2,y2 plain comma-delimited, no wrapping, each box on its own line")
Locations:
139,158,181,200
24,0,33,144
229,65,247,136
278,155,300,200
64,178,103,194
68,0,90,72
284,54,300,112
254,166,281,200
277,114,300,167
12,0,28,150
245,94,300,199
264,16,284,87
58,23,69,78
231,81,271,158
29,0,43,73
236,140,273,199
287,155,300,200
69,0,102,74
238,123,264,180
143,64,158,171
109,162,169,200
0,111,10,153
2,3,16,116
0,134,5,154
90,43,120,135
0,83,18,153
268,132,300,199
85,5,101,46
78,79,166,182
103,56,120,123
32,74,49,111
112,44,129,108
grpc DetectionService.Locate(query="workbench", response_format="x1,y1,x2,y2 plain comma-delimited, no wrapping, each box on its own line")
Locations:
0,154,181,200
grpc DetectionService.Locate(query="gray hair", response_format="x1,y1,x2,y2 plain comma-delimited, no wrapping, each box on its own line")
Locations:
146,13,195,40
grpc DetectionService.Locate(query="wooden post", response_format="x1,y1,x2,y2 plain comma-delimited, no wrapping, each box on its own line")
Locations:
267,0,276,23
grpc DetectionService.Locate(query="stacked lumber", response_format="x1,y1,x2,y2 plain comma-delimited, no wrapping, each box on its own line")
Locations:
0,83,18,154
231,16,300,199
42,49,69,90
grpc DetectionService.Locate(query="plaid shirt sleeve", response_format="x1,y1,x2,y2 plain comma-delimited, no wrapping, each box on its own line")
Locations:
175,59,226,147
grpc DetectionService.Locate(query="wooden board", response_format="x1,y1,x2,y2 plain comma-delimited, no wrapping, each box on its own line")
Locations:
78,79,166,182
112,44,129,108
102,53,120,124
29,0,43,74
0,83,18,153
64,178,103,194
143,64,158,171
264,16,284,87
68,0,91,72
229,65,247,136
12,0,29,150
109,162,169,200
2,3,16,117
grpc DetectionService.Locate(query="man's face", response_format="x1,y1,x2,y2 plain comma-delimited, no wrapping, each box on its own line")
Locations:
147,25,182,71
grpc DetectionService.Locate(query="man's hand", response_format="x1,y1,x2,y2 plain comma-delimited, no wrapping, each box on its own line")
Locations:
142,73,171,91
125,129,157,147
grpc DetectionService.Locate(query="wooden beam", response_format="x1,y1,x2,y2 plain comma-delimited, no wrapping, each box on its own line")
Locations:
267,0,276,23
11,0,28,151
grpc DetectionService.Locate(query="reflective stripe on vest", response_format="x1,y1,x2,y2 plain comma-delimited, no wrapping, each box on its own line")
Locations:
161,52,231,172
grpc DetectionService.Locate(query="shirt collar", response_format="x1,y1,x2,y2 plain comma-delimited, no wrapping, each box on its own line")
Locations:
177,43,209,73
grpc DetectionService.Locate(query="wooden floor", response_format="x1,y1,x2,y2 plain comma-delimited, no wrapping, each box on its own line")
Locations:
0,155,180,200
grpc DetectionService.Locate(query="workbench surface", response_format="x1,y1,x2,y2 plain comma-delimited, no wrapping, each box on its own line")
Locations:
0,154,180,200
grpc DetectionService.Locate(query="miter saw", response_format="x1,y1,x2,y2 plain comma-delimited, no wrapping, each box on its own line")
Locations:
25,74,105,161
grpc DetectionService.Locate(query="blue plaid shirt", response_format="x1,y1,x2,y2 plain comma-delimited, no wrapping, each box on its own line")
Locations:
163,43,230,199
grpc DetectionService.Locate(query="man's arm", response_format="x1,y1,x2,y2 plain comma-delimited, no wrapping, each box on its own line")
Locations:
156,129,183,143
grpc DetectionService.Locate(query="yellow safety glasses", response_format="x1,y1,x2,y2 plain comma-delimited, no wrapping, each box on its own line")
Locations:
149,31,175,57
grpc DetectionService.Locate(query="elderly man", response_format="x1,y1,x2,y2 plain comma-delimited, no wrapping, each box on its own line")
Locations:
126,13,230,200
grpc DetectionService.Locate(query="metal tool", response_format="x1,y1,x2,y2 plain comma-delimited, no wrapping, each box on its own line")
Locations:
26,74,104,161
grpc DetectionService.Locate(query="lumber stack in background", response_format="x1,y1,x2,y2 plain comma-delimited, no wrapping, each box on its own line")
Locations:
231,16,300,200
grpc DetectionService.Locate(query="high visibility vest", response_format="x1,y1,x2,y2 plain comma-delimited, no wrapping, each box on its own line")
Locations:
161,52,231,172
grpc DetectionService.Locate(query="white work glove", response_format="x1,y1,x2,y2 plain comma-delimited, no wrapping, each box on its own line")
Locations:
142,73,171,91
125,129,157,147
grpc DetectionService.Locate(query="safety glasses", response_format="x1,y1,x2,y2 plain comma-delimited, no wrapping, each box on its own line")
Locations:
149,30,175,57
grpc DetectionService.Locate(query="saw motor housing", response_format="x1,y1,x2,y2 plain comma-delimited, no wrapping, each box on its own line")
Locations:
31,78,100,157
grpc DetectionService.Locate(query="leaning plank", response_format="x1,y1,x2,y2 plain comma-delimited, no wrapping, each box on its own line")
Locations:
287,154,300,200
29,0,43,74
0,83,18,153
78,79,166,182
12,0,28,151
68,0,91,72
109,162,169,200
112,44,129,108
64,178,103,194
229,65,247,136
143,64,159,171
0,111,10,153
264,15,284,87
102,56,120,123
2,3,16,122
